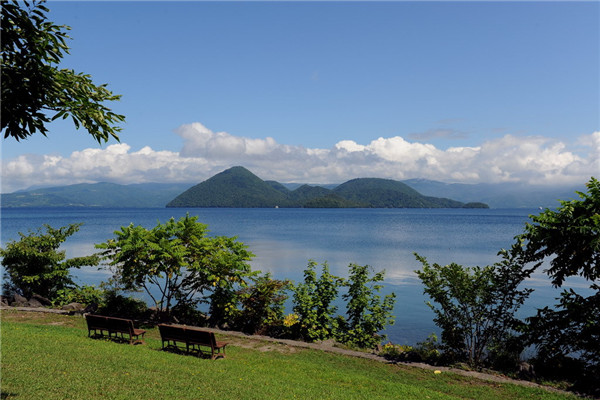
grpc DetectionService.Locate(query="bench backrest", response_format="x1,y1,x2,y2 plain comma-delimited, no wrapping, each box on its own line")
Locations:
186,328,215,347
107,317,134,333
158,324,189,342
86,314,108,328
86,314,134,334
158,324,216,347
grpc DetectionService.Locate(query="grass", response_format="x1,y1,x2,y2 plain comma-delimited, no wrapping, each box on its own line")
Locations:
1,311,579,400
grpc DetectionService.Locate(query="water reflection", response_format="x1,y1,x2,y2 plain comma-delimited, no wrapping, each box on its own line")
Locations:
2,207,589,345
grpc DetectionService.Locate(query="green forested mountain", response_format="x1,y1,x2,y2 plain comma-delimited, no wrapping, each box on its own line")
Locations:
332,178,464,208
265,180,291,195
166,166,487,208
4,168,514,209
302,193,362,208
166,166,294,208
289,184,333,202
2,171,580,209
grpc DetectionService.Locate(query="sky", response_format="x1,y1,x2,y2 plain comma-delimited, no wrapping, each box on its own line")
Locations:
2,1,599,193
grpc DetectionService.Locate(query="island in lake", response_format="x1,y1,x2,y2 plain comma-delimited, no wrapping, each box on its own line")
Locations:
166,166,489,209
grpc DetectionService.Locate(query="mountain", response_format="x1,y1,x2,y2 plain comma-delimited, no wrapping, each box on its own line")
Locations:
166,166,486,208
1,182,192,208
4,169,580,209
402,179,584,209
289,184,333,203
333,178,465,208
166,166,293,208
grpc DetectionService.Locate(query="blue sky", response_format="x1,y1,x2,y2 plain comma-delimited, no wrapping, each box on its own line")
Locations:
2,1,599,192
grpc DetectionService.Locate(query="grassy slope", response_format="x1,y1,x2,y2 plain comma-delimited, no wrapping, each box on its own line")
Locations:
1,311,576,400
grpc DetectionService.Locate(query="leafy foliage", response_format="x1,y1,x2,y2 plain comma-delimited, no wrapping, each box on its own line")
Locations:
527,289,600,373
236,273,291,335
515,177,600,391
338,263,396,348
381,334,442,364
96,289,150,321
518,177,600,287
1,0,124,142
291,260,342,341
0,223,99,299
95,215,254,321
414,249,533,367
52,285,105,307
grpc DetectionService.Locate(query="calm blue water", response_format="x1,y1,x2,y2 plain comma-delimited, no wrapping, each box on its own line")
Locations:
0,207,577,345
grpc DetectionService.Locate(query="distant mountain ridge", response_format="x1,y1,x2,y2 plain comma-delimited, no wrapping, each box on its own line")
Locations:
2,168,584,208
402,178,584,209
1,182,192,208
166,166,488,209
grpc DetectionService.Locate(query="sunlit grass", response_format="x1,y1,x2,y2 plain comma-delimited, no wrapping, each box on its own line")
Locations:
1,311,577,400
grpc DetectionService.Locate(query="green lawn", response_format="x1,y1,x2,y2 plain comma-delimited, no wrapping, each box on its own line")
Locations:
1,311,577,400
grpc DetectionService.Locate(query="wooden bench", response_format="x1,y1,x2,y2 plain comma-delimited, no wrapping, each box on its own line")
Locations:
85,314,146,345
158,324,228,359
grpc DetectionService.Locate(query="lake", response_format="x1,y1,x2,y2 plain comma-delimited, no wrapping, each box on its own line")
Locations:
0,207,574,345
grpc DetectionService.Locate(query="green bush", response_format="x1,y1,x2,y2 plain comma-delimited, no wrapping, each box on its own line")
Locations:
338,263,396,349
1,223,98,300
379,343,415,360
235,273,290,335
414,333,442,364
414,250,532,368
52,285,105,307
291,260,342,342
96,289,149,321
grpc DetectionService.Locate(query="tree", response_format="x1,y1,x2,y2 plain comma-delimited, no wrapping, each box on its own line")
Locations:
338,263,396,348
96,215,255,320
236,273,291,335
516,177,600,387
0,223,99,299
1,1,125,142
415,249,533,367
518,177,599,287
292,260,342,341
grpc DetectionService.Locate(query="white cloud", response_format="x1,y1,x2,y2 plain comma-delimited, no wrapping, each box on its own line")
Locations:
1,124,598,193
175,122,283,159
335,140,365,153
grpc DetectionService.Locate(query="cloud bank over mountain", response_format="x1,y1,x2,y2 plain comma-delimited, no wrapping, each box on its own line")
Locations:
2,122,598,193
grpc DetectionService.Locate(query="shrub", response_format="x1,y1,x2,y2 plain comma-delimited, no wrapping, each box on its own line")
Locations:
291,260,342,341
235,273,291,335
338,263,396,349
1,223,98,300
414,333,442,364
52,285,105,307
379,343,415,360
415,249,532,368
96,289,149,321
